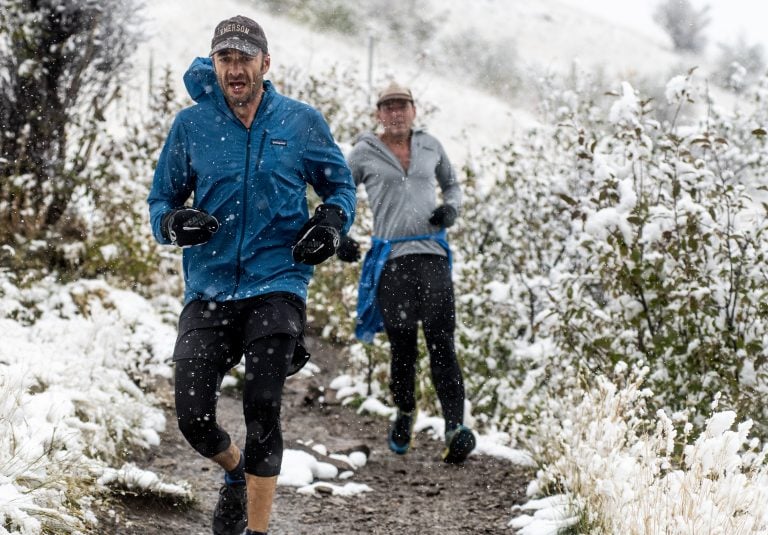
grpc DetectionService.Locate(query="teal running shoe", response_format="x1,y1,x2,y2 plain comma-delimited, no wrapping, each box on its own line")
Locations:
442,425,476,464
388,409,417,455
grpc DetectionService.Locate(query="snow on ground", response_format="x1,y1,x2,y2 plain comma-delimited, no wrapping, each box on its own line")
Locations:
0,276,181,531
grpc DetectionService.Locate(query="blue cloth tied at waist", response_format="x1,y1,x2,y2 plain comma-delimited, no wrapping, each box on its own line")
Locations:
354,229,451,343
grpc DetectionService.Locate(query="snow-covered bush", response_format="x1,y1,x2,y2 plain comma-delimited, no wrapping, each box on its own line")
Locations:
444,68,768,443
0,0,142,263
714,37,766,93
444,68,608,430
0,3,182,293
550,75,768,434
0,271,187,533
74,68,182,294
518,369,768,533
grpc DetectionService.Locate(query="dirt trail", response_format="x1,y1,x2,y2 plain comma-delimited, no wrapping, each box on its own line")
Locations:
97,336,531,534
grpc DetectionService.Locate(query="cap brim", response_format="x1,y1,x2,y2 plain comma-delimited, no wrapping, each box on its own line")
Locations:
377,93,413,106
210,37,263,57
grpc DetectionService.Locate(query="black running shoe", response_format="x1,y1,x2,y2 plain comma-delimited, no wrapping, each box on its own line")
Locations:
212,482,247,535
388,409,417,455
442,425,476,464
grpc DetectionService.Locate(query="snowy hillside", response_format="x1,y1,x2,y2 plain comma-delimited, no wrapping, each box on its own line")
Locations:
132,0,696,163
438,0,679,78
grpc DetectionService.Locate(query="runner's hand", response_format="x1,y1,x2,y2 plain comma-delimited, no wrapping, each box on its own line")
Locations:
162,208,219,247
428,205,458,228
292,204,345,265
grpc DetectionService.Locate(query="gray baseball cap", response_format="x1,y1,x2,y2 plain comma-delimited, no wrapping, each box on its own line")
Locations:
209,15,268,57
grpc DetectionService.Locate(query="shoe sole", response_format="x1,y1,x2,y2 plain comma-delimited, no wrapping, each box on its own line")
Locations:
442,427,476,464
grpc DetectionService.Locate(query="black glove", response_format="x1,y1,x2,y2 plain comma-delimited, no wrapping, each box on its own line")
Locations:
336,235,361,262
161,207,219,247
428,205,458,228
292,204,345,265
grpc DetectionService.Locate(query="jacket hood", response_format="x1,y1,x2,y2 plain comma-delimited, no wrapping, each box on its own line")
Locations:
355,131,379,145
183,57,219,104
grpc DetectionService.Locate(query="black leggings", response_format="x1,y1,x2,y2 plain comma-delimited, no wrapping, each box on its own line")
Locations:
174,334,295,477
377,254,465,430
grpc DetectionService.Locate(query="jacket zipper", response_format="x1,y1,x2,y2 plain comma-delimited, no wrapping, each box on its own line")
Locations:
369,136,408,176
233,128,268,296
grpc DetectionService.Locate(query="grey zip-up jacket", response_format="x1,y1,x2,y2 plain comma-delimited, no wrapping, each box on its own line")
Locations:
347,129,462,259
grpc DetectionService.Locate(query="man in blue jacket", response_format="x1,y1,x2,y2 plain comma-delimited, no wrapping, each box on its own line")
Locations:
147,15,355,535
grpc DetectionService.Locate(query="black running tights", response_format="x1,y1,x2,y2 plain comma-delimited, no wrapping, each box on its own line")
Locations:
376,254,465,431
174,334,295,477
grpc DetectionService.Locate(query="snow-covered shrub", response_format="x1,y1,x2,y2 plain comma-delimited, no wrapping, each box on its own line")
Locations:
0,4,182,293
714,37,766,93
0,0,142,258
449,134,577,427
552,76,768,435
0,272,184,532
75,68,182,294
0,68,181,293
520,368,768,534
446,69,768,444
444,67,608,430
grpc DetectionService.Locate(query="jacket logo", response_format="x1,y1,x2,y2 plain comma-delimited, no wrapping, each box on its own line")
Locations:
271,139,288,146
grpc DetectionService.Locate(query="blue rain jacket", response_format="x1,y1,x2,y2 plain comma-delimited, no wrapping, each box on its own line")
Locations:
148,57,356,303
355,231,451,343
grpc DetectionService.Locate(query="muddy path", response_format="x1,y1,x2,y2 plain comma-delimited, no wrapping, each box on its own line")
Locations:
97,336,532,534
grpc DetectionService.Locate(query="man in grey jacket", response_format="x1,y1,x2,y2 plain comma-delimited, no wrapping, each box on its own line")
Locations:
338,82,475,464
